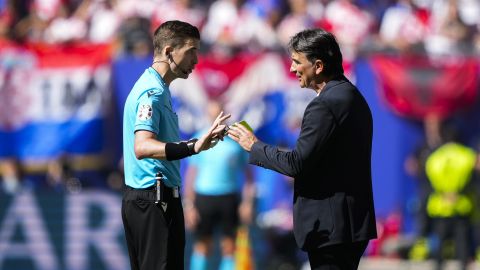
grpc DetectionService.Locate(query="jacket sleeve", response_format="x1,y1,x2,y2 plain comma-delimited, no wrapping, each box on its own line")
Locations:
249,99,337,177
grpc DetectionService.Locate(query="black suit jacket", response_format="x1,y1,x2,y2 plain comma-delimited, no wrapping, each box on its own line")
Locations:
250,76,377,251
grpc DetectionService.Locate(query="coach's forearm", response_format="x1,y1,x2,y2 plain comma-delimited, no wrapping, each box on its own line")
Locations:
249,141,303,177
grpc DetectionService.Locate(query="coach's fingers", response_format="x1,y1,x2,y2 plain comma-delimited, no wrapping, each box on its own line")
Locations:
227,133,239,142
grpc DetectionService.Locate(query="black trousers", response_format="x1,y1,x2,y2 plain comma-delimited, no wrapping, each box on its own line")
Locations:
122,187,185,270
431,217,471,270
307,241,369,270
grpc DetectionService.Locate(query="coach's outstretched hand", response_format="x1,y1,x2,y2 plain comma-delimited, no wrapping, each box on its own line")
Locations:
227,123,258,152
194,111,231,153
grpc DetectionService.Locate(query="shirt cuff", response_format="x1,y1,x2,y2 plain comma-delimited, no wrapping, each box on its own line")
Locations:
249,141,267,167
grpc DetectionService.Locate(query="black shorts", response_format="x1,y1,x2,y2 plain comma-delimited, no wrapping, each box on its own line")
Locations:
194,193,240,239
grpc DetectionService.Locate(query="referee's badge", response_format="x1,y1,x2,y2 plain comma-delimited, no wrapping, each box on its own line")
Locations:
137,104,152,120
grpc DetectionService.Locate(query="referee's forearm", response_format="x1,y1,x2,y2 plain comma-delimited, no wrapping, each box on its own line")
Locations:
134,138,167,160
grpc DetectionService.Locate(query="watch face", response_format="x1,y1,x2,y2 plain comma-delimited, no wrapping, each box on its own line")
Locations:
138,104,153,120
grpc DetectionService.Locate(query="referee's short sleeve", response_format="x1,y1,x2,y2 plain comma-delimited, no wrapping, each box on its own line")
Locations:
134,90,162,134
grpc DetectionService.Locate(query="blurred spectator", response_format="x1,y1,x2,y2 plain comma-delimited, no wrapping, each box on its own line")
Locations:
0,158,22,194
405,115,450,260
201,0,278,53
405,114,446,185
323,0,374,61
44,0,88,44
0,14,9,40
430,0,480,28
0,0,12,39
378,0,430,53
46,156,82,193
276,0,324,47
151,0,207,31
424,140,478,270
115,0,156,19
183,100,255,270
244,0,282,19
116,16,152,57
424,0,474,57
32,0,64,21
87,0,121,43
11,1,49,43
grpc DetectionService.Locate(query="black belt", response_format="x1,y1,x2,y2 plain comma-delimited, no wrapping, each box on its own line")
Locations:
125,185,180,199
127,173,180,204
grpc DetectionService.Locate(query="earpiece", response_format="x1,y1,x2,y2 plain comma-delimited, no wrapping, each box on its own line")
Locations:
166,52,188,75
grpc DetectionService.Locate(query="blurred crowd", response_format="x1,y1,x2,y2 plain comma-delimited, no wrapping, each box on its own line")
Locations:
1,0,479,59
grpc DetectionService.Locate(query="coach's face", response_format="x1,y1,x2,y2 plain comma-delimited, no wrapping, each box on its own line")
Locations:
289,51,322,90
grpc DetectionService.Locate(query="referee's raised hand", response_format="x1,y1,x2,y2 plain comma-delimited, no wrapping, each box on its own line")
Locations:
194,111,231,153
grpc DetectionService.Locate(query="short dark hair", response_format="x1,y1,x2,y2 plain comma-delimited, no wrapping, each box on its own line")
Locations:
288,29,344,77
153,20,200,57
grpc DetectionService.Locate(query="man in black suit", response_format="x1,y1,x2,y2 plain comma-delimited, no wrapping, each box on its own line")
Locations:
227,28,377,270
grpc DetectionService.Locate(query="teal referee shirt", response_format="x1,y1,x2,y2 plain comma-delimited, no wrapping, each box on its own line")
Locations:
123,67,181,188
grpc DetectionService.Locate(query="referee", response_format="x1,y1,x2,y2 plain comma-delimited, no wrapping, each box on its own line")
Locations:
121,20,230,270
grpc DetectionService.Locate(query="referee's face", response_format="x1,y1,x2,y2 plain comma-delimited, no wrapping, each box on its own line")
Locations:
171,38,200,79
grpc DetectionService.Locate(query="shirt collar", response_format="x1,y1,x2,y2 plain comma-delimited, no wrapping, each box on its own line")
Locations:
148,67,168,89
318,75,348,96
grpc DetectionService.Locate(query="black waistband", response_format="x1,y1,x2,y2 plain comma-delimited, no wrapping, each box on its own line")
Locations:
126,185,156,191
125,184,179,191
124,184,180,201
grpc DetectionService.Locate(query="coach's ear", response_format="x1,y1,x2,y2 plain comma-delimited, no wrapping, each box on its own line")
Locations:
314,59,324,75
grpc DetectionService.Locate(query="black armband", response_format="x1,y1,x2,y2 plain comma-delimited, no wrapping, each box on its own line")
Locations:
186,138,198,154
165,138,198,161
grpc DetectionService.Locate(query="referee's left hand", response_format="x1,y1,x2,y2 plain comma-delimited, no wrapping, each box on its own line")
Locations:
195,111,231,153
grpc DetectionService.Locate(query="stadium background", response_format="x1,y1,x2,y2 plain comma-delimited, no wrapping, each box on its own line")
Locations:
0,0,480,269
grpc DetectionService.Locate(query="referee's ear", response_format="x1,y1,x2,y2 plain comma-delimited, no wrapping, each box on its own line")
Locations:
164,46,174,60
